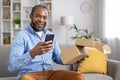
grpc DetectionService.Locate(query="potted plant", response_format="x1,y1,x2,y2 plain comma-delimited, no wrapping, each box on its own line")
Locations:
13,18,20,29
70,24,111,54
70,24,107,49
70,24,102,42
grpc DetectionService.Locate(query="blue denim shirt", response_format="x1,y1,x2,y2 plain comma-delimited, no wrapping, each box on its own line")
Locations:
8,24,63,79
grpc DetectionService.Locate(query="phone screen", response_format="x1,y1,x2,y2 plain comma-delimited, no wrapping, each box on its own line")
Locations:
45,34,54,42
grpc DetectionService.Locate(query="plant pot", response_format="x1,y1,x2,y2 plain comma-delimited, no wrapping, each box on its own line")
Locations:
14,24,19,29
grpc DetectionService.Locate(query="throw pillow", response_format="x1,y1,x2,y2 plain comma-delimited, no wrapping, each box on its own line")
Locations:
77,47,107,74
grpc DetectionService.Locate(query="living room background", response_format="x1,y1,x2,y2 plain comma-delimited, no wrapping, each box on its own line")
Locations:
52,0,100,45
1,0,119,61
0,0,100,45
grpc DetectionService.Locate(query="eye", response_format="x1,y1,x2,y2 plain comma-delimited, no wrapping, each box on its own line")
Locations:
35,15,41,18
43,16,47,20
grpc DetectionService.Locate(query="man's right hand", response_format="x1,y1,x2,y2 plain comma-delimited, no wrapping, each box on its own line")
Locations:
30,40,54,58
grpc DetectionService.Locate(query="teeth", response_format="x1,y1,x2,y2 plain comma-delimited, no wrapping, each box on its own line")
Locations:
38,24,43,26
37,23,43,25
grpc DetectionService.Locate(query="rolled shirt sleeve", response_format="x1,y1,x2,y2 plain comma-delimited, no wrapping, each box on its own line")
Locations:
8,32,33,72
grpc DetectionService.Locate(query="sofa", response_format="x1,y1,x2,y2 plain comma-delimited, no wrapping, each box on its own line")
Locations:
0,45,120,80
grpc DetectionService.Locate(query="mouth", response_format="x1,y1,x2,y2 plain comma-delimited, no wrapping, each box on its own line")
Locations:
37,24,44,27
36,22,44,27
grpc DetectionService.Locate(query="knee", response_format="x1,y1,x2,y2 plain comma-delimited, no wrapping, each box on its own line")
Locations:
19,74,34,80
74,73,85,80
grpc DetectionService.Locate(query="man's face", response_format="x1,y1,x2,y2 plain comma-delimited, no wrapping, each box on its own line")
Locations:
30,7,48,32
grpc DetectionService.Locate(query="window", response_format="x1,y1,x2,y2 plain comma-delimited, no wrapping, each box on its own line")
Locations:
105,0,120,38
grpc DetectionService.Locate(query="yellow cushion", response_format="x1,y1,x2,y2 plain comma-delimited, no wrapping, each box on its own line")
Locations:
77,47,107,74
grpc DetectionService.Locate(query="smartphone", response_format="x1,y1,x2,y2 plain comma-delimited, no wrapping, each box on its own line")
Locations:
45,34,54,42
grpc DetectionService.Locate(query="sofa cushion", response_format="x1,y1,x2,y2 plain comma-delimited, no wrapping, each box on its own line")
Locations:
0,45,18,77
53,62,72,70
77,47,107,74
83,73,113,80
0,77,16,80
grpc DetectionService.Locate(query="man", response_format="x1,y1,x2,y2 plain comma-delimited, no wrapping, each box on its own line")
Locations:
8,5,85,80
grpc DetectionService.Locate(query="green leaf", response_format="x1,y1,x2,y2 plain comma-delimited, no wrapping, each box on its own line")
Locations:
70,24,103,43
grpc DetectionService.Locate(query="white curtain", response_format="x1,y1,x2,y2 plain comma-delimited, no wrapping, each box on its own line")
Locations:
104,38,120,60
103,0,120,60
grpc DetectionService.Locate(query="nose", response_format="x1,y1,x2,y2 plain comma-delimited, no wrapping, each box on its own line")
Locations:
38,17,44,22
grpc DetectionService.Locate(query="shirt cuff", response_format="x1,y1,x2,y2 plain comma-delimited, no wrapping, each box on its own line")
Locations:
22,52,33,64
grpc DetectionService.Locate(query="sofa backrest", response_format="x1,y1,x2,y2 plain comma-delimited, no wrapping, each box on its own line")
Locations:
53,44,72,70
0,44,72,77
0,45,18,77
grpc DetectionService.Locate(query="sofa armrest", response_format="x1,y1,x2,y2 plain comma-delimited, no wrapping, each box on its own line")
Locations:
107,59,120,80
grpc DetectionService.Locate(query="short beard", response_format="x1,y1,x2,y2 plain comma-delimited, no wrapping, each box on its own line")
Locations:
31,22,45,32
37,27,43,31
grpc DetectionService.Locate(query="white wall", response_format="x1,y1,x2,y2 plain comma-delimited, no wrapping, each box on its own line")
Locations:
52,0,100,44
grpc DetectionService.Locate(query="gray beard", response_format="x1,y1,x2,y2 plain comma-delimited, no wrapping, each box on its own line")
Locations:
37,27,44,31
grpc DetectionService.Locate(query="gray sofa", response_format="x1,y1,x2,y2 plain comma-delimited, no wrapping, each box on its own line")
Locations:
0,45,120,80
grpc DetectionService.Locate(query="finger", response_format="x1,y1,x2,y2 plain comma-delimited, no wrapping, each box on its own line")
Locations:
45,40,52,44
40,47,53,54
77,57,86,63
44,45,54,50
43,43,53,48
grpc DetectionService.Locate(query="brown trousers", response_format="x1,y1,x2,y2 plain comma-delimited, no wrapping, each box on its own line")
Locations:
19,70,85,80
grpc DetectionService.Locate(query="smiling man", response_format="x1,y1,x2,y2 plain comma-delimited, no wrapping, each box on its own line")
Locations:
8,5,85,80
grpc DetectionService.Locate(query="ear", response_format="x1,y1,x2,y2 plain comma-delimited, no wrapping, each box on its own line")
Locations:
30,14,32,20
